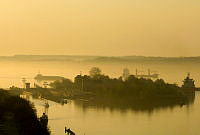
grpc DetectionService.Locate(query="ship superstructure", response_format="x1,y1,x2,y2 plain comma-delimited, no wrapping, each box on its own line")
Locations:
34,74,65,81
182,73,195,88
34,73,65,88
135,69,159,79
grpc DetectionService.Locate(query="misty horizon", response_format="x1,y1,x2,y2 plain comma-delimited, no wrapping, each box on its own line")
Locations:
1,54,200,58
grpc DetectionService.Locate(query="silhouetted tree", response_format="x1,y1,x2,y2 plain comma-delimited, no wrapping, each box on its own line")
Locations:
89,67,102,78
50,79,73,90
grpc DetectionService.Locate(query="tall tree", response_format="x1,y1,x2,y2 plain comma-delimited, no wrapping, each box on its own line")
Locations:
89,67,102,78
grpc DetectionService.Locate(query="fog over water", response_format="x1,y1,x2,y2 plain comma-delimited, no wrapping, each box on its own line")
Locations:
0,56,200,88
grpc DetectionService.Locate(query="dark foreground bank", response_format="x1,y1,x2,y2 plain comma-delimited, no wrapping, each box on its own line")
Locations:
0,89,50,135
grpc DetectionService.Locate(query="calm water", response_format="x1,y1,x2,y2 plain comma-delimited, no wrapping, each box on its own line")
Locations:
31,92,200,135
1,60,200,134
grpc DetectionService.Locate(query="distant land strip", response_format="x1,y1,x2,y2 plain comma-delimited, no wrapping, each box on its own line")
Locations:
0,55,200,63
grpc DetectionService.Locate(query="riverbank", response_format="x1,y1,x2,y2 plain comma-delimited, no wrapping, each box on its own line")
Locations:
0,89,50,135
8,86,195,111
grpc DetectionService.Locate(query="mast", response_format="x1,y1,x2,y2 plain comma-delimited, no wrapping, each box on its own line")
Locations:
22,78,26,89
80,71,84,91
187,72,190,78
148,69,150,76
136,69,138,76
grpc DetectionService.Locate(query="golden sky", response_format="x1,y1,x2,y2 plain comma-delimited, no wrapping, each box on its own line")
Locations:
0,0,200,56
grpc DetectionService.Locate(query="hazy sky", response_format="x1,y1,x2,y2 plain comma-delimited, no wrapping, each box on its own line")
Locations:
0,0,200,56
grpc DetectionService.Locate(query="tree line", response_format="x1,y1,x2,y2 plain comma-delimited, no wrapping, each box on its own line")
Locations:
50,67,186,101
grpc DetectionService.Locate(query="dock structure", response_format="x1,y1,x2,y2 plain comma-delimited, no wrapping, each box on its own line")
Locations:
20,91,32,100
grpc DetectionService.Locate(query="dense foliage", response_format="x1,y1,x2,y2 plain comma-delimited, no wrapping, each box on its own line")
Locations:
49,73,193,111
50,71,185,101
74,74,184,99
0,90,50,135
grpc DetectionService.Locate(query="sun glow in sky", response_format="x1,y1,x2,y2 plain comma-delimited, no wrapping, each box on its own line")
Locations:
0,0,200,56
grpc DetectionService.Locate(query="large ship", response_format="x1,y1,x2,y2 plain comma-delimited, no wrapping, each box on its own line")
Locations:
34,74,65,81
135,69,159,79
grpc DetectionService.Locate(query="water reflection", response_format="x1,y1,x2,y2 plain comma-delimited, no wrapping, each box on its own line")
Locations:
26,92,199,135
73,94,195,114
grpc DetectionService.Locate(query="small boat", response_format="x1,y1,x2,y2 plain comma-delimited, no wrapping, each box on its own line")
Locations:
63,99,68,104
60,99,68,105
65,127,75,135
45,102,49,108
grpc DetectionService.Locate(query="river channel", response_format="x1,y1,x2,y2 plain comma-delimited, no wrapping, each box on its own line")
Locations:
26,92,200,135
